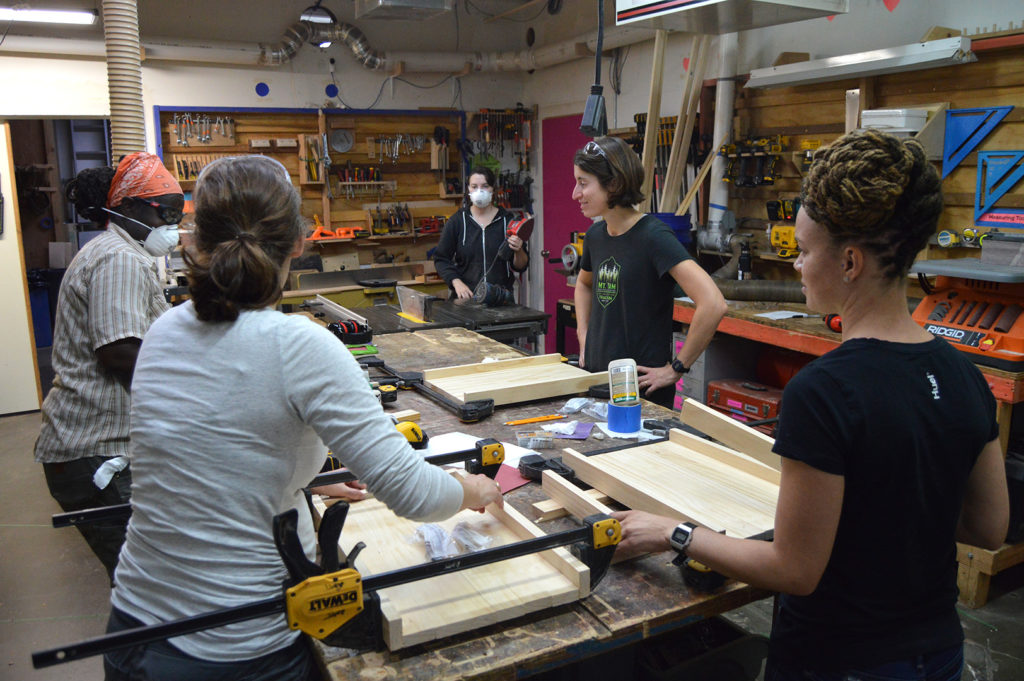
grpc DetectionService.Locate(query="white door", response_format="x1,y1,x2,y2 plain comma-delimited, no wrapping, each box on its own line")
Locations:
0,122,43,414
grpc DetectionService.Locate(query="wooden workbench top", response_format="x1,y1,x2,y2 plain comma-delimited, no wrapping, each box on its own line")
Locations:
315,328,769,679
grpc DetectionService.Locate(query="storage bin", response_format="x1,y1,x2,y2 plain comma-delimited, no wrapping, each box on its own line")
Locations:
861,108,929,133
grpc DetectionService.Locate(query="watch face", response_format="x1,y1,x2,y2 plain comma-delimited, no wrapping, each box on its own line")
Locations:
670,524,692,551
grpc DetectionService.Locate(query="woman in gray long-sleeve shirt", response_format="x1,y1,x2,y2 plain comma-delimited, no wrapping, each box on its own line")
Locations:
105,155,503,681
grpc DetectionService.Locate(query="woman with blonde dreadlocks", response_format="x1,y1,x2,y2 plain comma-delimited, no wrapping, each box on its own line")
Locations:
611,129,1009,680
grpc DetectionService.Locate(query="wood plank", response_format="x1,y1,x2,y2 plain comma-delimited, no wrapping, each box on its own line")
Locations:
532,488,611,522
667,429,780,485
423,355,608,407
680,398,780,471
640,29,668,210
422,353,562,380
341,495,584,650
485,491,590,597
390,409,420,422
541,470,613,519
561,443,777,538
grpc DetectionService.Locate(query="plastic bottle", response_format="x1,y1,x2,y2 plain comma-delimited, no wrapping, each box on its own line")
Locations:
607,358,640,406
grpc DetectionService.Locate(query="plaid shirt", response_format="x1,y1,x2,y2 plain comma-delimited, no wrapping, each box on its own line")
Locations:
34,224,169,463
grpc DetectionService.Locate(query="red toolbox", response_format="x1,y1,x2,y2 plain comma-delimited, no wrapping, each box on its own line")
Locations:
706,379,782,436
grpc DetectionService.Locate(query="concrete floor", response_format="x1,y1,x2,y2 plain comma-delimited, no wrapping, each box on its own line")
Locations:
2,406,1023,681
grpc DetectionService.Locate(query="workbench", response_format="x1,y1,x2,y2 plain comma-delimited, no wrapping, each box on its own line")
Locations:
315,326,770,680
672,298,1024,609
298,295,550,347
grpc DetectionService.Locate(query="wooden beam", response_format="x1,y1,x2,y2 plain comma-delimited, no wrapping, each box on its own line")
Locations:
667,429,780,485
660,35,710,213
541,470,613,518
674,136,722,216
680,398,780,470
639,29,668,210
532,488,612,522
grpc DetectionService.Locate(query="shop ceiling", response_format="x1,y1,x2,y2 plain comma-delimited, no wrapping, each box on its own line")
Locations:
0,1,587,55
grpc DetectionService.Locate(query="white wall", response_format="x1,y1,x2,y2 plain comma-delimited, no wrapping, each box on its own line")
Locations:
0,123,42,414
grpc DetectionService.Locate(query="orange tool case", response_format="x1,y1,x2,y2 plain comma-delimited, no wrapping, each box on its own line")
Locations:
706,379,782,436
911,259,1024,371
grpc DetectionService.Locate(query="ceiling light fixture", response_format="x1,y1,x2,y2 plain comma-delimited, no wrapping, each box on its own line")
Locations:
0,6,98,25
746,36,975,89
300,0,337,48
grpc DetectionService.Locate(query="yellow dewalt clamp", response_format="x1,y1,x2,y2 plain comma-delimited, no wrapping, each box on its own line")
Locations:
35,498,621,667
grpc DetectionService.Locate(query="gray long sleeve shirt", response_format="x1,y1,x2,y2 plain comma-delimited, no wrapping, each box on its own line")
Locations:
111,302,462,661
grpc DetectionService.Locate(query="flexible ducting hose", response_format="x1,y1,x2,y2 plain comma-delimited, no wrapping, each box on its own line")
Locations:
260,22,385,70
102,0,146,160
713,279,806,303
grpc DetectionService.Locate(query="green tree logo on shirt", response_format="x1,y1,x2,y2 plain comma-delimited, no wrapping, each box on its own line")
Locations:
596,257,621,308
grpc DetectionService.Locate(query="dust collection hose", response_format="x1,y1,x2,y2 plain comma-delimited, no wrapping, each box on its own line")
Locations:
102,0,147,160
713,279,806,303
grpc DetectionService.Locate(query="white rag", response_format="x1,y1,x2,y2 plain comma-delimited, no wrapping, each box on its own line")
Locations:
93,456,129,489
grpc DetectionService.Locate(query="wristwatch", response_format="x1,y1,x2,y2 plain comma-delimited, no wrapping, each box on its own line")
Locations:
669,522,698,557
670,358,689,375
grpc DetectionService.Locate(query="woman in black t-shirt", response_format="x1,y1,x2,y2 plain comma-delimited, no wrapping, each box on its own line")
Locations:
611,129,1009,680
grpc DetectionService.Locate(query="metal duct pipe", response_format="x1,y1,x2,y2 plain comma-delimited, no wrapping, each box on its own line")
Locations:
697,33,738,252
713,279,806,303
101,0,146,159
259,22,655,73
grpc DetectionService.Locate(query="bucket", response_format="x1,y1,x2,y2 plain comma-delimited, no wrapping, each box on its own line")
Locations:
650,212,692,244
607,403,642,433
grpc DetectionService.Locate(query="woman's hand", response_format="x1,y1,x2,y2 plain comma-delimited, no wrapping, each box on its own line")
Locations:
453,279,474,300
636,362,682,394
610,510,677,557
310,480,368,501
506,234,523,252
459,473,505,513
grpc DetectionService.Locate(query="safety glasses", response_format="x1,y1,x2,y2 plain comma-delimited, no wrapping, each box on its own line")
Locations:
133,198,183,226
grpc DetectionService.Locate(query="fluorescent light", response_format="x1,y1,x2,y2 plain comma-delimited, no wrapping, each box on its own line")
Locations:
0,7,98,25
746,36,975,89
317,39,332,48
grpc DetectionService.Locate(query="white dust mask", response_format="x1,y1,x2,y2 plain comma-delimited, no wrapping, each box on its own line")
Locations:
103,207,180,257
469,189,492,208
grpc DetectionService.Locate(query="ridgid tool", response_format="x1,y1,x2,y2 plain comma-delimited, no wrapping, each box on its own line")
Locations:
34,505,620,667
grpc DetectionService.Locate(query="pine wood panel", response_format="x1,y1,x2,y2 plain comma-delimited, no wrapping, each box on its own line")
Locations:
422,354,609,406
337,496,586,650
561,441,778,538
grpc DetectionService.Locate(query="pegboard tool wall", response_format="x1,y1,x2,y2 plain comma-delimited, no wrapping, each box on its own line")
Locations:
155,107,463,227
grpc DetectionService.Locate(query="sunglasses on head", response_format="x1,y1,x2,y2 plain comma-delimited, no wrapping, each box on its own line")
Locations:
134,198,182,226
583,140,608,159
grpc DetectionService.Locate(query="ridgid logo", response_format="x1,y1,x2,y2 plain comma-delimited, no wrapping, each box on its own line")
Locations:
596,257,621,308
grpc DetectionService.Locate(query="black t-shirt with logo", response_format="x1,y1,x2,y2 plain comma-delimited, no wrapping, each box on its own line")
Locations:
770,337,998,670
579,215,692,371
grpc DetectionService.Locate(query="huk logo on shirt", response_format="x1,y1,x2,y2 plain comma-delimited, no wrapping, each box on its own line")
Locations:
926,371,941,400
596,257,621,308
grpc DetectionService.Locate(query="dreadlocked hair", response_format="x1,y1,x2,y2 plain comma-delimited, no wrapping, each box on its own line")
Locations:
65,166,116,224
184,156,304,322
800,128,943,279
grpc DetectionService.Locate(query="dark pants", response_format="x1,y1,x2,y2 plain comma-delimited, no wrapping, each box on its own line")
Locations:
42,456,132,581
765,645,964,681
103,607,321,681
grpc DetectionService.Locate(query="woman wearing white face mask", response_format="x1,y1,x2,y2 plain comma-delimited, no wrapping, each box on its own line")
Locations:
434,166,529,301
34,152,184,582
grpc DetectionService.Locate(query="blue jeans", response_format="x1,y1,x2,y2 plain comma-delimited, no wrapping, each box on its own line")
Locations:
103,607,319,681
765,645,963,681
